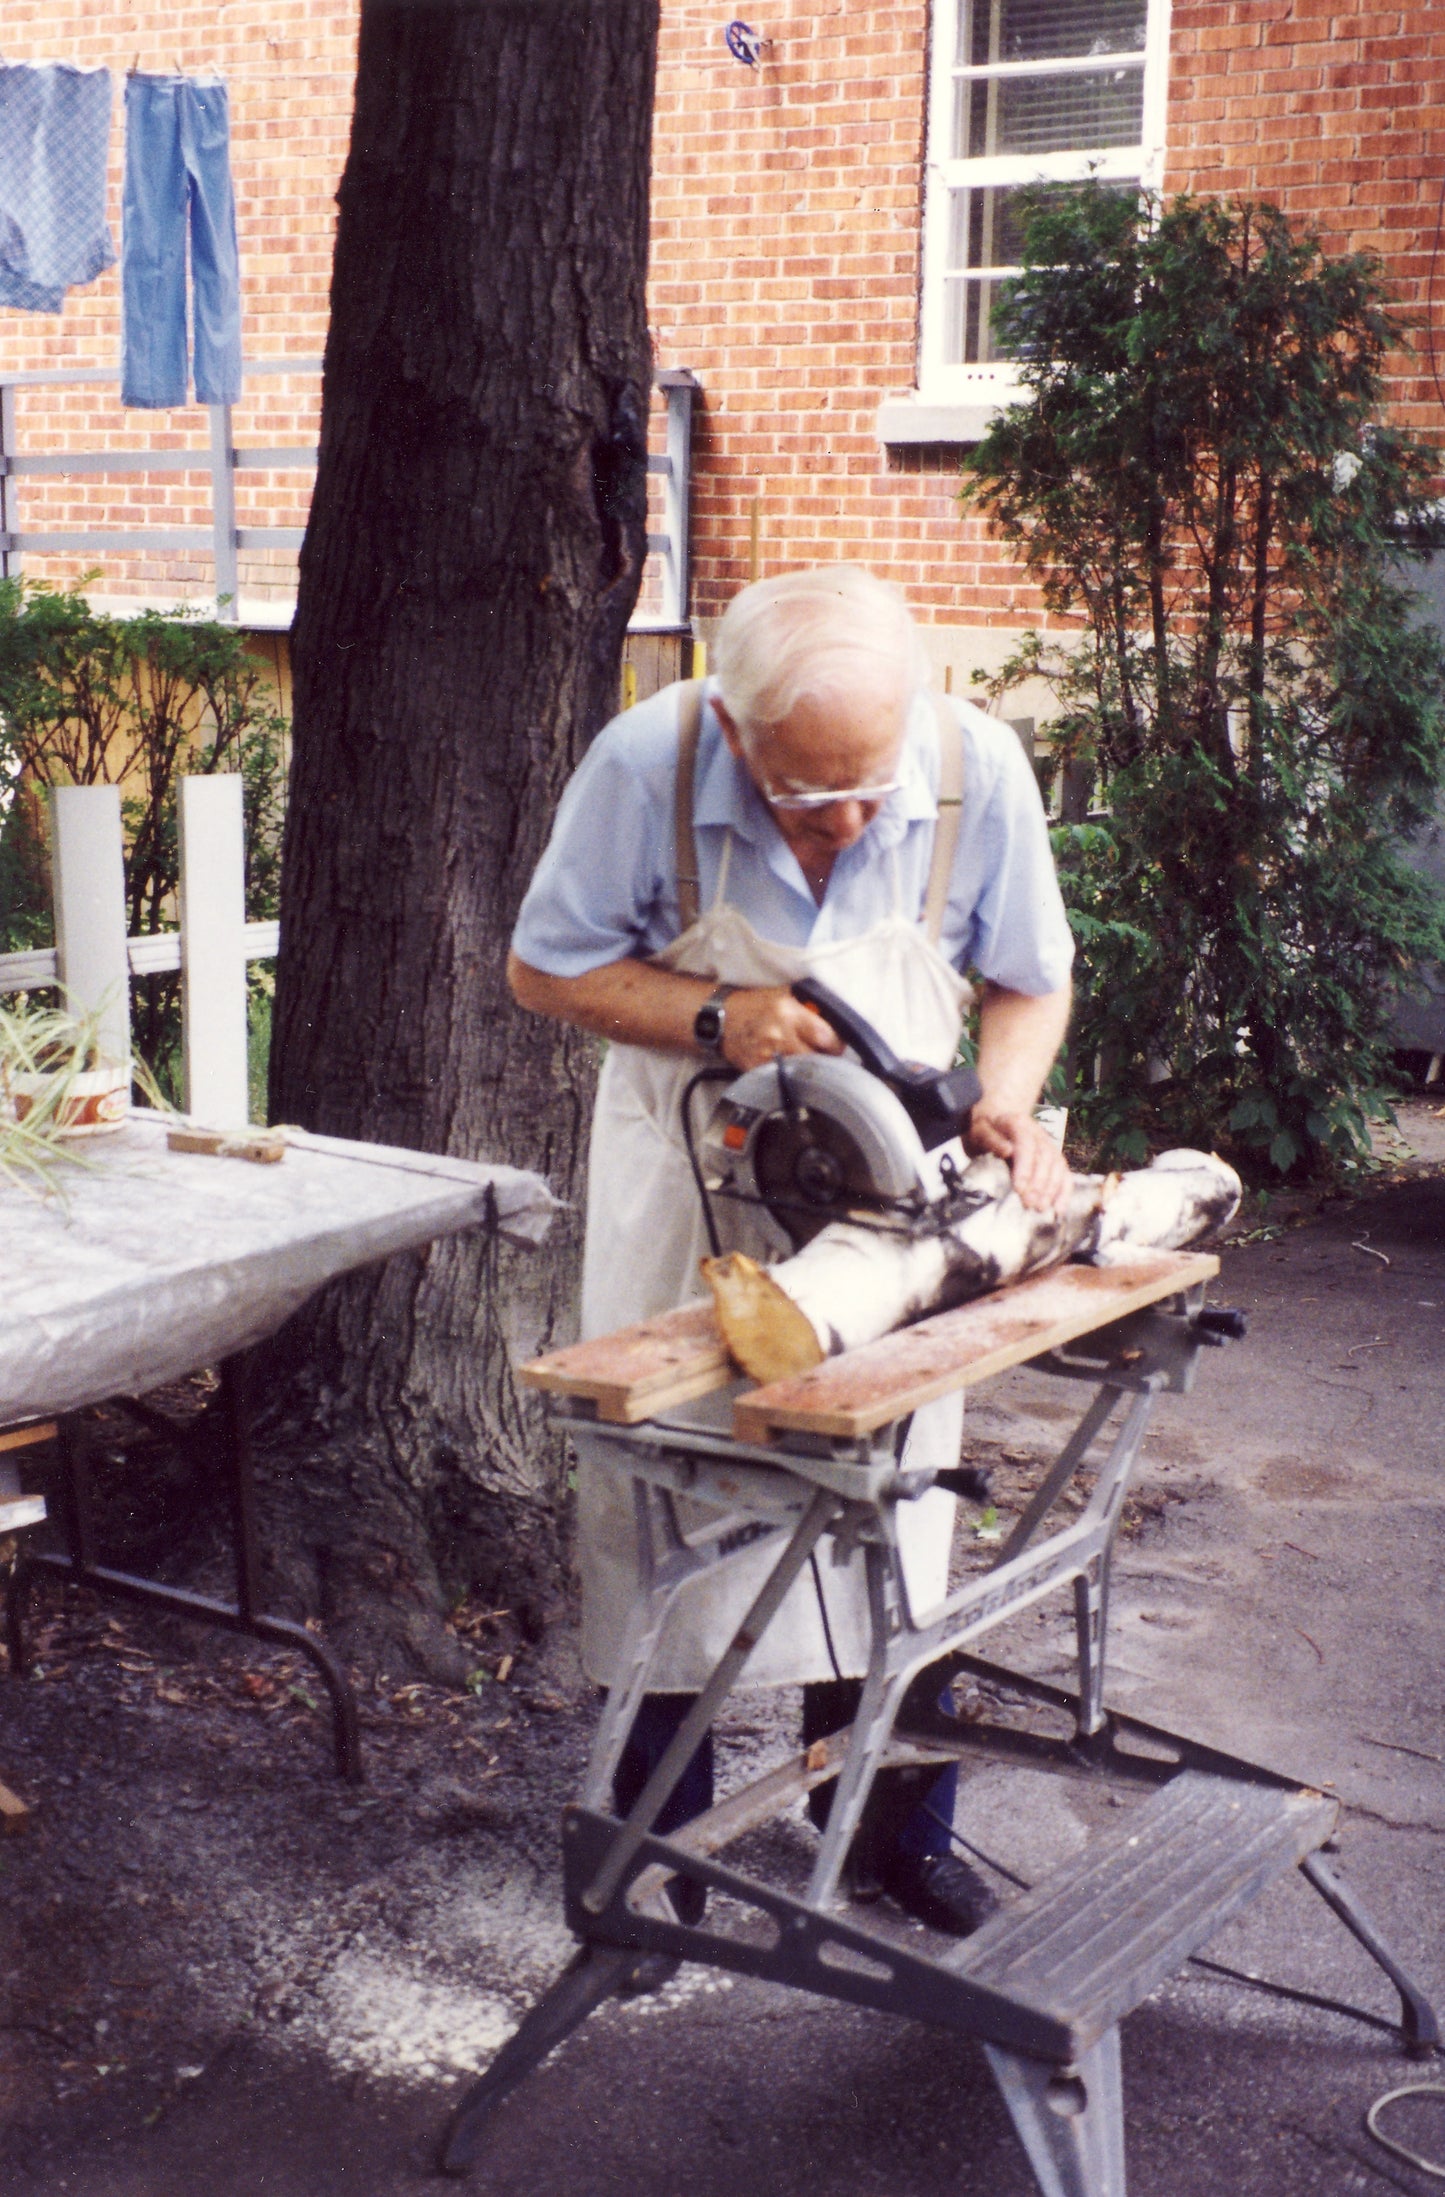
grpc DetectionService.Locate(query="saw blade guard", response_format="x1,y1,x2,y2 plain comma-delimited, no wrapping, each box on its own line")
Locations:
699,1053,931,1245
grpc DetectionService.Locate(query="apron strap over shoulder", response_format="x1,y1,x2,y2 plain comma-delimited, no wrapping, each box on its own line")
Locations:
673,679,705,933
923,692,965,945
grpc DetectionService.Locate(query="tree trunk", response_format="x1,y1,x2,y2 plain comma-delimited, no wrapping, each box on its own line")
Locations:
265,0,658,1675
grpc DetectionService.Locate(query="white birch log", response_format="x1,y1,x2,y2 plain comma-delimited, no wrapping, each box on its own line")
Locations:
701,1149,1241,1384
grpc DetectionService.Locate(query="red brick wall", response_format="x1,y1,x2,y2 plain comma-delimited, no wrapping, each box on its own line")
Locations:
649,0,1031,635
1165,0,1445,442
0,4,355,609
654,0,1445,640
1,1,1440,649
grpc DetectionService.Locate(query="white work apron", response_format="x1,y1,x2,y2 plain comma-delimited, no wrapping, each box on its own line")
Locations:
576,832,974,1689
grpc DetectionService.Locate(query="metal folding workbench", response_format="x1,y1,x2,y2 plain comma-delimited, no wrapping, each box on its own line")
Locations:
443,1250,1438,2195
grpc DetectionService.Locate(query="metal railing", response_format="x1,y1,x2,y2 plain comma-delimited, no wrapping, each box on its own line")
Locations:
0,361,697,629
0,359,318,619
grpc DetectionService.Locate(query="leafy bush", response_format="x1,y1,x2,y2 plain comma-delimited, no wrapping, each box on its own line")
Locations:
967,187,1445,1176
0,579,287,1096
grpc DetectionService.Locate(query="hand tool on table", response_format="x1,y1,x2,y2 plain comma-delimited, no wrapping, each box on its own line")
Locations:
442,1256,1439,2193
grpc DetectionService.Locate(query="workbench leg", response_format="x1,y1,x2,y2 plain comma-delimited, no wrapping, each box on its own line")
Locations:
580,1477,714,1813
220,1358,262,1622
440,1943,647,2176
807,1541,912,1908
1069,1386,1158,1743
580,1489,840,1921
1073,1554,1111,1742
55,1413,99,1574
1301,1853,1442,2057
983,2029,1127,2197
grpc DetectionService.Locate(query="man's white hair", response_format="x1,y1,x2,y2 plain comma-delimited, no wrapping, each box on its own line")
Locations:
712,566,928,737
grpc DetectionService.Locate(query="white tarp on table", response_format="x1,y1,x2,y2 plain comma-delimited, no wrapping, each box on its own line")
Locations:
2,1113,559,1423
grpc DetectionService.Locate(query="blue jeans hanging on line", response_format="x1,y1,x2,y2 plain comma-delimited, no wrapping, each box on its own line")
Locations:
122,73,242,409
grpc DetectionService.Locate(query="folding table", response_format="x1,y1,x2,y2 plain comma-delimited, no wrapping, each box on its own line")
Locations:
1,1112,556,1781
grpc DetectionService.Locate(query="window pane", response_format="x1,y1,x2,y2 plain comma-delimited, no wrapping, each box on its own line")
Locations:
946,184,1045,275
944,276,1010,365
944,181,1138,360
957,0,1147,69
949,180,1135,272
957,63,1143,158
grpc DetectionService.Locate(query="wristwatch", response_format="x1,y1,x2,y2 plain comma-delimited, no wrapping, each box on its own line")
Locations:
693,983,737,1056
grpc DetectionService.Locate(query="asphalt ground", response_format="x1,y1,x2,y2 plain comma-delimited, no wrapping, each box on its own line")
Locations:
1,1108,1441,2196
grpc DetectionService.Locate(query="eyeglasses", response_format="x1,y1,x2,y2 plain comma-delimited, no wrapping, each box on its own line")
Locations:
756,776,903,813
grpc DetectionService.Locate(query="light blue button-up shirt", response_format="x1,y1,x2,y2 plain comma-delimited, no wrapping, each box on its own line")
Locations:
512,682,1075,995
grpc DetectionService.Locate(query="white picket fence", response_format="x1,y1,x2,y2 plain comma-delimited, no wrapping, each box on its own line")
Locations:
0,778,272,1127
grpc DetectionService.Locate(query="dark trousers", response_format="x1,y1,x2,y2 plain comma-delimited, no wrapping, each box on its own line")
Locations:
614,1684,957,1861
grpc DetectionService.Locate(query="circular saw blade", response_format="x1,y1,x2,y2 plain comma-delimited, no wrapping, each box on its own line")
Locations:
750,1107,879,1242
740,1055,931,1246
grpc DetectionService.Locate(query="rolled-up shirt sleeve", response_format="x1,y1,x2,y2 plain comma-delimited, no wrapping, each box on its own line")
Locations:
511,715,671,976
941,713,1075,995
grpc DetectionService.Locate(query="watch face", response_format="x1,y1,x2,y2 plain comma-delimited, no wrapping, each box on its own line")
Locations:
695,1003,724,1047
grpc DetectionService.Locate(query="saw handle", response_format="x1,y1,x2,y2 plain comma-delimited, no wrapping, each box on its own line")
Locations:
792,974,907,1082
790,977,982,1152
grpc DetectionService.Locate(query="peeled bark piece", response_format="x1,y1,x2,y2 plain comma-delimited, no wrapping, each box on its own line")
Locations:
701,1253,828,1385
702,1149,1241,1384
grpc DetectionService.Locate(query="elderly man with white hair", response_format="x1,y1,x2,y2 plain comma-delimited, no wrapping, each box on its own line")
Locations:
509,566,1074,1936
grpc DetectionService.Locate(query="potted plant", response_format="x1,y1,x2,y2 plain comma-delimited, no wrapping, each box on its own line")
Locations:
0,997,130,1194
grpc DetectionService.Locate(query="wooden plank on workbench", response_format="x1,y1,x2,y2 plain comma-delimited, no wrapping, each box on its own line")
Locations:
518,1300,731,1425
732,1251,1219,1444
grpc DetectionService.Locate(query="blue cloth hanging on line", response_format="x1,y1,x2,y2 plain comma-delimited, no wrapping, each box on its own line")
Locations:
122,73,242,409
0,63,116,314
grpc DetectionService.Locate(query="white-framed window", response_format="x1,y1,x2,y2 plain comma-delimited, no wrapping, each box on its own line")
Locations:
918,0,1172,407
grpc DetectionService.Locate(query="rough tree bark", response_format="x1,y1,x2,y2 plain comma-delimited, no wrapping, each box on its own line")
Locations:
265,0,658,1675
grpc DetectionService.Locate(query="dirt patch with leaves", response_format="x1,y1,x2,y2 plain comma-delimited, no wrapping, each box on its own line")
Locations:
946,1438,1184,1576
0,1531,601,2188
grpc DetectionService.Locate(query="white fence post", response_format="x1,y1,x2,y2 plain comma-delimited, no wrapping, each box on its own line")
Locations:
179,774,250,1125
50,784,131,1067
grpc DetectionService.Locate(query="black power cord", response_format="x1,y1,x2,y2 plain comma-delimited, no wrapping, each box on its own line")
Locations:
678,1064,736,1258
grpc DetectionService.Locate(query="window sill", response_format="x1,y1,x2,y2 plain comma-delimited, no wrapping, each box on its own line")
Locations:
875,396,1003,448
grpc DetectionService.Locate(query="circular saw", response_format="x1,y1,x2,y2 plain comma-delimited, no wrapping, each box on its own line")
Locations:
694,978,983,1249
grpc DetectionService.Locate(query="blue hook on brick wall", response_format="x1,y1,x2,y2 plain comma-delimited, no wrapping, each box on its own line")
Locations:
725,20,764,65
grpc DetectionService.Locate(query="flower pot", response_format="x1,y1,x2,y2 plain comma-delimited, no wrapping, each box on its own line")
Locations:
8,1060,131,1136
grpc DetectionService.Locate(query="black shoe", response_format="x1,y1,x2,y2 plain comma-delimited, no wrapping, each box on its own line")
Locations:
878,1850,999,1938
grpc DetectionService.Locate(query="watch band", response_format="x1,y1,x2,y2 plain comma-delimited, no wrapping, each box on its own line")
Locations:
693,982,737,1055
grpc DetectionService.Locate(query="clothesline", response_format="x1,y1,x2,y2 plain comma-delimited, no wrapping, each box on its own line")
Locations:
0,58,354,82
0,60,355,87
